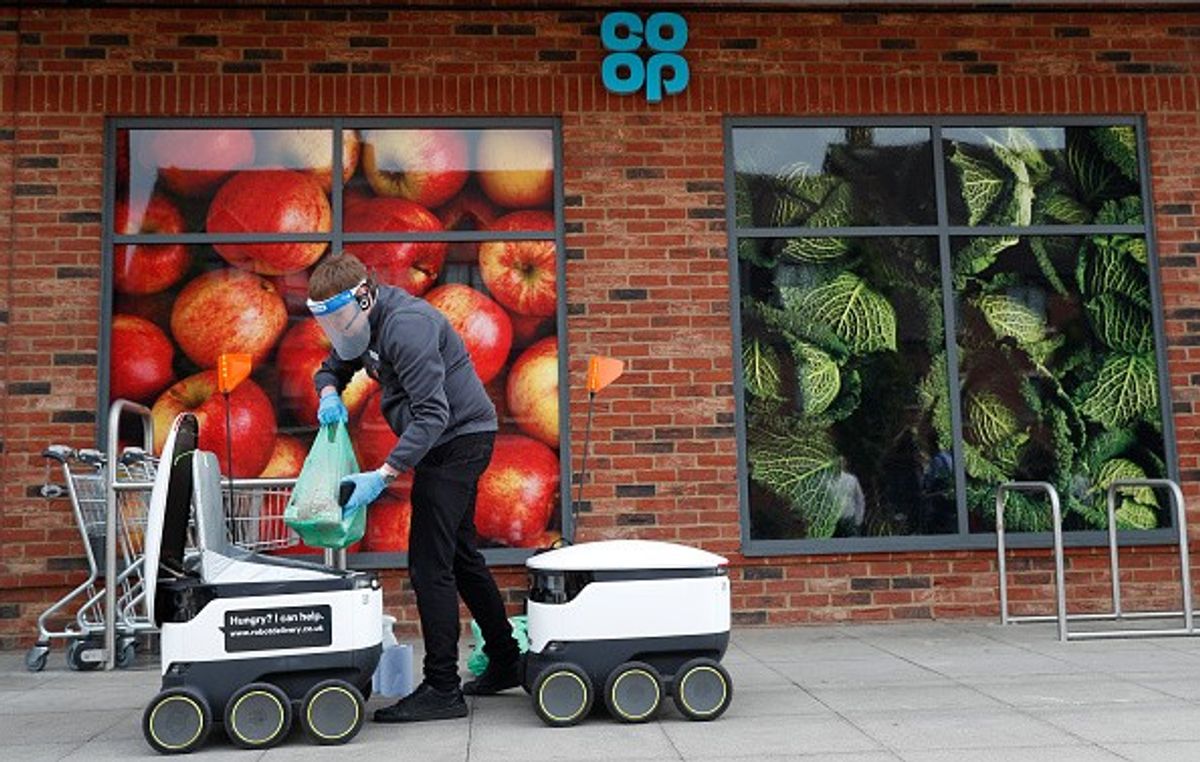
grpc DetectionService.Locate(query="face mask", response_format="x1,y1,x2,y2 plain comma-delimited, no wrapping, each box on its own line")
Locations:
307,279,373,360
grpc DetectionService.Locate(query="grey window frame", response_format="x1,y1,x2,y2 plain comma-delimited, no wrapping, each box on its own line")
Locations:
724,115,1178,556
101,116,570,569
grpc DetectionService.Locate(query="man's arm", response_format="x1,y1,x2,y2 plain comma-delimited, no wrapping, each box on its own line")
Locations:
313,351,362,397
379,312,450,472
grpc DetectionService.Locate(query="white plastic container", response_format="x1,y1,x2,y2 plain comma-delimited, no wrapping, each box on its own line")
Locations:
372,615,414,698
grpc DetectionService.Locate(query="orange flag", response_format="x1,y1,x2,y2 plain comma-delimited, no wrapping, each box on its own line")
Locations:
217,353,252,394
586,356,624,395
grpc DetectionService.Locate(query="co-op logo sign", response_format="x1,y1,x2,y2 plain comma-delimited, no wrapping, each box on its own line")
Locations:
600,12,689,104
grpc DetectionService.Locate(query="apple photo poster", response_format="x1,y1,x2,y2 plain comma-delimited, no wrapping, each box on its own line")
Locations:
110,125,563,559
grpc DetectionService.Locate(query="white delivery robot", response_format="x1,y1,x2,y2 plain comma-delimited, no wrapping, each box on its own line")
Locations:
140,413,383,754
523,539,733,726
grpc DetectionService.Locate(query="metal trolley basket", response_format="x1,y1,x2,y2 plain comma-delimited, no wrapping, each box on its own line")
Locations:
26,401,300,672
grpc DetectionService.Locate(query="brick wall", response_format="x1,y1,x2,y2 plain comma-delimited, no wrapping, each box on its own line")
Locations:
0,4,1198,647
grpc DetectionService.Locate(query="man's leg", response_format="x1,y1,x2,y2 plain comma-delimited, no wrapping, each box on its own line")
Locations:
374,440,473,722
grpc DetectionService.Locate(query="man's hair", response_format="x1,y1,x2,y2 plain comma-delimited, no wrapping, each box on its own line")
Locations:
309,252,369,301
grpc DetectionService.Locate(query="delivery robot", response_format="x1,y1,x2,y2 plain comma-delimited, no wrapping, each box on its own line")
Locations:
140,413,383,754
523,539,733,726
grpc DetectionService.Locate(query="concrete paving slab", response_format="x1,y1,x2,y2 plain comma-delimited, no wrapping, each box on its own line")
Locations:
6,622,1200,759
661,714,882,758
1035,702,1200,744
845,706,1081,751
809,683,1004,713
898,746,1123,762
1103,740,1200,761
964,673,1177,707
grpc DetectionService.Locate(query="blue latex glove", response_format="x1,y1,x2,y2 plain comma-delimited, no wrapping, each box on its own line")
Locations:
340,470,387,516
318,392,348,426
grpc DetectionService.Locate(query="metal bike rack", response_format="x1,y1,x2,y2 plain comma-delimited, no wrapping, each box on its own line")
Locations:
1065,479,1194,641
996,481,1068,642
996,478,1195,642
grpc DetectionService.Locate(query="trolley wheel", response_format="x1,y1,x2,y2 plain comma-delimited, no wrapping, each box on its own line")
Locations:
300,679,364,746
671,658,732,721
66,638,101,672
532,662,593,727
143,687,212,755
603,661,664,723
25,644,49,672
116,640,137,669
223,682,292,750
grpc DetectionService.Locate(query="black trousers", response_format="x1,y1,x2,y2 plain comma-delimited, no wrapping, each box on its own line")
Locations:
407,431,519,691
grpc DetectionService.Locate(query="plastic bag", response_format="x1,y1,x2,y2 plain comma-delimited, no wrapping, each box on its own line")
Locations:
284,422,364,549
467,615,529,676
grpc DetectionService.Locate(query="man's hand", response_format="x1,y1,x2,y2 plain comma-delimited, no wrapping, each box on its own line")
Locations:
318,390,349,425
339,470,387,515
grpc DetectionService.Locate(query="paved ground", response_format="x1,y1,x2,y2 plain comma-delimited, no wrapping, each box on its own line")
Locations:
6,620,1200,760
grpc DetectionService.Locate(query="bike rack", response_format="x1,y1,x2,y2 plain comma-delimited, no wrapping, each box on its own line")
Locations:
996,478,1195,642
996,482,1068,642
1065,479,1193,641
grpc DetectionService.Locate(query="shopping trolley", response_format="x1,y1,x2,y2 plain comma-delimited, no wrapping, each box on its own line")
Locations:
26,445,157,672
26,400,302,672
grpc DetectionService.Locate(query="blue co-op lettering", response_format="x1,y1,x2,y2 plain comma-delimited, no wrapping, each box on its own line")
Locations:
600,12,689,104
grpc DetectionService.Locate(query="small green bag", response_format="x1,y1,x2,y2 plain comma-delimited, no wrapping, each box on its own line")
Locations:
284,422,365,550
467,615,529,676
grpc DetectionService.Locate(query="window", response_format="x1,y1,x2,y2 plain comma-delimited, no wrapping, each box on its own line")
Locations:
728,118,1174,554
105,119,566,566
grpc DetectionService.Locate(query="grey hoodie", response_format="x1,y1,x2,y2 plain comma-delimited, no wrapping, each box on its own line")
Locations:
313,285,497,473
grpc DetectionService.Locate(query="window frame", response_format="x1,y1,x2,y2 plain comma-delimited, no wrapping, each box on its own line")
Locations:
724,115,1177,556
100,116,570,569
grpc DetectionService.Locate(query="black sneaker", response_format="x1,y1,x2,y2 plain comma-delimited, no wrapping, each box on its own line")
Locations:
462,658,523,696
373,682,468,723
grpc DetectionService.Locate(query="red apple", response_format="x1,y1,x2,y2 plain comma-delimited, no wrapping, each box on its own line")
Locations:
506,336,560,449
484,371,510,426
424,284,513,385
114,290,175,334
207,170,332,275
110,314,174,403
113,195,191,295
256,128,361,192
171,267,288,368
475,433,559,547
271,268,312,316
137,128,255,197
361,129,469,209
344,198,447,296
437,187,501,264
277,318,378,426
476,129,554,209
510,312,554,349
151,370,277,477
478,211,557,317
351,387,397,470
363,487,413,553
259,434,308,478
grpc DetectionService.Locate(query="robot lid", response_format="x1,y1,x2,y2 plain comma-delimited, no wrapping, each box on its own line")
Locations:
526,539,728,573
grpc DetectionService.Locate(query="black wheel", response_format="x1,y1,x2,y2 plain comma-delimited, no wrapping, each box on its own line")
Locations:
300,679,364,746
143,687,212,755
116,640,137,669
66,638,101,671
671,658,732,721
25,645,48,672
532,662,593,727
223,682,292,750
603,661,663,723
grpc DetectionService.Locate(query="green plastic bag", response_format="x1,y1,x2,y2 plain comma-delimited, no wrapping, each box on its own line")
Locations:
284,422,365,549
467,615,529,676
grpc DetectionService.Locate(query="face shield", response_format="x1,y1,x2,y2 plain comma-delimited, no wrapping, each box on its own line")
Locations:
307,279,373,360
